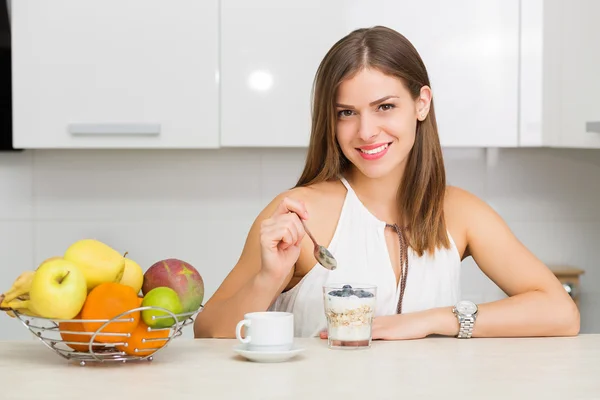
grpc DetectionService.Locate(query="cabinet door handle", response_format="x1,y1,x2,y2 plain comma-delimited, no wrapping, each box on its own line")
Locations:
68,123,161,136
586,121,600,133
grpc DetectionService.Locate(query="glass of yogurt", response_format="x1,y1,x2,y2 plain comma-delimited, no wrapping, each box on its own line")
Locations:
322,284,377,349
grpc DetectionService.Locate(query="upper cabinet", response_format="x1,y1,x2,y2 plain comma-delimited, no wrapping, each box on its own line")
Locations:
220,0,521,148
520,0,600,148
12,0,219,149
10,0,599,149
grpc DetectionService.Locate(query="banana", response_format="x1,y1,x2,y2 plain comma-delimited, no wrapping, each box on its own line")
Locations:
5,298,29,309
1,270,35,306
1,296,40,318
0,294,8,317
4,307,40,318
1,271,38,319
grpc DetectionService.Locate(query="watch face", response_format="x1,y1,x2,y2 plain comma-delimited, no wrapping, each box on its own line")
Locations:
456,300,477,315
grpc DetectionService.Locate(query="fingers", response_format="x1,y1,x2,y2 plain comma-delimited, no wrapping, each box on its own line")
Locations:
261,197,308,251
277,224,297,250
290,214,305,247
274,197,307,247
272,196,309,220
260,213,306,250
319,329,328,339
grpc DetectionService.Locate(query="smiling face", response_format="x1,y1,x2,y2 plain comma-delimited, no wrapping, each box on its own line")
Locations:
298,26,449,256
334,67,431,180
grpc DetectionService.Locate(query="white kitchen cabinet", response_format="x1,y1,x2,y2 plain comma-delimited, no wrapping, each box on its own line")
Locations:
220,0,520,148
12,0,219,149
520,0,600,148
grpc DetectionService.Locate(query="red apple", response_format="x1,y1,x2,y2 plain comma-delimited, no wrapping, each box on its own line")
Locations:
141,258,204,314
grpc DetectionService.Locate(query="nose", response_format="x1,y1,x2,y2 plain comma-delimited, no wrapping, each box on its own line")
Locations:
358,114,379,141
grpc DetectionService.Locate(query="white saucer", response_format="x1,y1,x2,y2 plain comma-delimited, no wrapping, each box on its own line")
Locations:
233,344,305,363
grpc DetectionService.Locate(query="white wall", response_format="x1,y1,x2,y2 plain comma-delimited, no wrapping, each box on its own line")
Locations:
0,146,598,340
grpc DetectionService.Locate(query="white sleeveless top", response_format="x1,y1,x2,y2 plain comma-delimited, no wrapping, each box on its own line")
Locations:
268,177,462,337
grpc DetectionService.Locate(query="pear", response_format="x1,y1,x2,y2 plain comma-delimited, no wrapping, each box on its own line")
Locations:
119,253,144,295
64,239,126,291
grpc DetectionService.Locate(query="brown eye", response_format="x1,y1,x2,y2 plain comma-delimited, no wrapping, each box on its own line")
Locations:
378,103,395,111
337,110,354,117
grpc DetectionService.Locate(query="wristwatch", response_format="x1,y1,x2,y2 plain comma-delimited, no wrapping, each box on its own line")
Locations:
452,300,478,339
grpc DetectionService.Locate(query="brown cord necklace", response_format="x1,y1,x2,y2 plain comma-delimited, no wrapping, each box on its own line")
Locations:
385,223,409,314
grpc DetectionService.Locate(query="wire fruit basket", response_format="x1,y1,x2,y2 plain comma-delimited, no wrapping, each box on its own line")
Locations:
11,305,201,366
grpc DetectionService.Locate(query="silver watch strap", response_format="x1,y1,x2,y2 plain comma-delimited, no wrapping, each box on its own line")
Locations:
457,316,475,339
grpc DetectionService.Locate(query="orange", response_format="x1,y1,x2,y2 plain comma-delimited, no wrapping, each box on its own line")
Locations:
59,312,98,352
81,282,141,343
116,320,170,356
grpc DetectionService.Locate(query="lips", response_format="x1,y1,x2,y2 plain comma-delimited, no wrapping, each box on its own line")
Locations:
356,142,391,160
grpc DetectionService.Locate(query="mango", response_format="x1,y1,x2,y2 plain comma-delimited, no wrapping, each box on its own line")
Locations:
64,239,126,291
141,258,204,315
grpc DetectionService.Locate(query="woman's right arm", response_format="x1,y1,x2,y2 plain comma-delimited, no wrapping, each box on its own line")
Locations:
193,193,309,338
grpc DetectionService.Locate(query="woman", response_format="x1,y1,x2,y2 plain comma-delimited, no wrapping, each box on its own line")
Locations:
194,26,579,340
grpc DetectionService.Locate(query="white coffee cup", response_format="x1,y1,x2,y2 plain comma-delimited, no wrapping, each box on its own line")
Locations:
235,311,294,351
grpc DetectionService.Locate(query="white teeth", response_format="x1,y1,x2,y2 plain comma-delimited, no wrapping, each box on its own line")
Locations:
359,144,389,155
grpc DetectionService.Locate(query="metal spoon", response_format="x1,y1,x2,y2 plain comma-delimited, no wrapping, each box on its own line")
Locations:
299,219,337,270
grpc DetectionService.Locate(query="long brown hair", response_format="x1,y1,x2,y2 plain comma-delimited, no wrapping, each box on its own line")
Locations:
295,26,450,256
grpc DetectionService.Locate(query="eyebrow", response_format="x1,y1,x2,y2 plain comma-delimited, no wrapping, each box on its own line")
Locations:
335,95,399,109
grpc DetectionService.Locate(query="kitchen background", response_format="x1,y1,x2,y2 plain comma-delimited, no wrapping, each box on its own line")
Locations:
1,0,599,340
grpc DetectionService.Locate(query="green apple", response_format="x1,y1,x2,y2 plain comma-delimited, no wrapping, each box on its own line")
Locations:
141,287,183,328
29,258,88,319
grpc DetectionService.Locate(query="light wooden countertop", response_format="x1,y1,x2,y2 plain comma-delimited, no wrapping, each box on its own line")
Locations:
1,335,599,399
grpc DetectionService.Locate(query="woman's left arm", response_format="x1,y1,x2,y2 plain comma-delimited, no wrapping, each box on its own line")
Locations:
373,187,580,340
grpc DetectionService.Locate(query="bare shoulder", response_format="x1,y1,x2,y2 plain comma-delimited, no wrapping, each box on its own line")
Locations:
271,180,345,215
443,186,500,259
444,184,527,261
444,185,503,226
